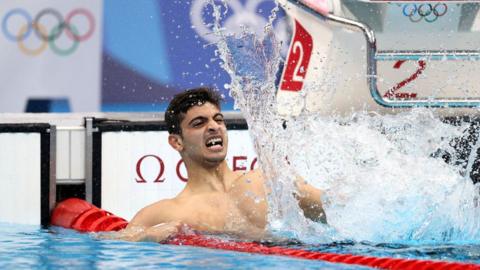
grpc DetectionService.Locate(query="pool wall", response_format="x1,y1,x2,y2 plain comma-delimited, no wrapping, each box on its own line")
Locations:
0,112,256,225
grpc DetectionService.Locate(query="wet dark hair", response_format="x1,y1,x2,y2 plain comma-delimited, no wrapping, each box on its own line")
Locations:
165,87,222,134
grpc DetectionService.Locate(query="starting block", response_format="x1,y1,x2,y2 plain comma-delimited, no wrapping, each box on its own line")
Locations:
276,0,480,116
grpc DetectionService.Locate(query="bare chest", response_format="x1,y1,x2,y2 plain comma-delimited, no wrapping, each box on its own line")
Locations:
180,191,268,235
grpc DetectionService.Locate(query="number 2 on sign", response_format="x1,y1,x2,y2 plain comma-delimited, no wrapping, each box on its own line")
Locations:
279,20,313,92
292,41,305,83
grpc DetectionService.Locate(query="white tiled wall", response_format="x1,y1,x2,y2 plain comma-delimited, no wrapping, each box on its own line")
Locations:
56,128,85,183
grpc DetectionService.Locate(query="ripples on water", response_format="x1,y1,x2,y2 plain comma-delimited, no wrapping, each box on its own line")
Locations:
0,224,367,269
1,224,480,268
210,0,480,245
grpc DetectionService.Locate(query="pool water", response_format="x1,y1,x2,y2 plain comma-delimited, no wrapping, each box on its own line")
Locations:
213,1,480,245
305,241,480,264
1,224,479,269
0,224,372,269
184,3,480,266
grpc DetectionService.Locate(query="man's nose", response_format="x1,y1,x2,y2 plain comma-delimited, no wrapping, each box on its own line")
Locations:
207,119,221,132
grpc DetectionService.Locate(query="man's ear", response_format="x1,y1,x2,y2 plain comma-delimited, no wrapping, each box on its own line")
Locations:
168,134,183,151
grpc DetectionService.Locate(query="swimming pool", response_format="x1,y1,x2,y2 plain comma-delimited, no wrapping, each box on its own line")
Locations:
0,223,372,269
2,223,480,269
3,2,480,269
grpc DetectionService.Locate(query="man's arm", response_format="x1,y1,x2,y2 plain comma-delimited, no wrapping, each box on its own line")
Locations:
257,169,326,223
295,177,327,223
107,221,182,242
101,200,182,242
127,201,166,229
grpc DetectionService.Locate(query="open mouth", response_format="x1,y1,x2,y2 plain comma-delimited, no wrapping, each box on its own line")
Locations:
206,137,223,149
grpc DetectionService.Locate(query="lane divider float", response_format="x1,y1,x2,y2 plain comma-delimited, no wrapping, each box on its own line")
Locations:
51,198,480,270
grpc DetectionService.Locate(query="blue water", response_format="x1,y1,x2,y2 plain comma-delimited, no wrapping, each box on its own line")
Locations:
0,224,371,270
2,224,480,269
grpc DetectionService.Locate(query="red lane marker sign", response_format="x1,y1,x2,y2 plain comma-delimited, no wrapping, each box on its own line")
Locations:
279,20,313,92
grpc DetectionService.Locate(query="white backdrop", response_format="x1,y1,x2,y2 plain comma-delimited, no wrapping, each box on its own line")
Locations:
101,130,258,221
0,0,102,112
0,133,41,224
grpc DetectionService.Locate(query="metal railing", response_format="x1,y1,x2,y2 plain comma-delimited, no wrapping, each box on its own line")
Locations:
287,0,480,108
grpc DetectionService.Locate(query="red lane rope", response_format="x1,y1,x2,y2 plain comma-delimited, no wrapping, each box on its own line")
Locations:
167,234,480,270
51,198,480,270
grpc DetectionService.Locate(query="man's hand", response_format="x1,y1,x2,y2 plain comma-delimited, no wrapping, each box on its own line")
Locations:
100,221,183,243
141,222,183,242
295,177,327,223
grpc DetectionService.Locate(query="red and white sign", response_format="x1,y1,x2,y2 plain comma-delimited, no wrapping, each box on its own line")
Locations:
279,20,313,92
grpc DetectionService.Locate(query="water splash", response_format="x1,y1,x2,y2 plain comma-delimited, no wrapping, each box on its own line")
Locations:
208,0,480,244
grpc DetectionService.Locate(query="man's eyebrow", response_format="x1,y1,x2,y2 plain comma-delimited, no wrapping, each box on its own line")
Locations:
214,113,224,118
188,116,207,125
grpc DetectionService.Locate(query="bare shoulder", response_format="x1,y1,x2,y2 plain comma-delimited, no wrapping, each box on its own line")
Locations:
234,169,267,193
128,198,179,228
242,169,265,182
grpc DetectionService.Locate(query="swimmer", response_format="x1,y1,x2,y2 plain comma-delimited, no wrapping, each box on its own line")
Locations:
119,87,325,242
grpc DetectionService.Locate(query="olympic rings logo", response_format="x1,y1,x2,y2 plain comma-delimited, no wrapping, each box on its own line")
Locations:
402,3,448,23
2,8,95,56
190,0,288,44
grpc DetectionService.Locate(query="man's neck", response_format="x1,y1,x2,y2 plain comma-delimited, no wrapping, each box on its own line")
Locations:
184,160,237,193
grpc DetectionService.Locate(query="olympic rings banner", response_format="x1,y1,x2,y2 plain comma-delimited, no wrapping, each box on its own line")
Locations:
0,0,284,113
0,0,102,112
2,8,96,56
402,3,448,23
0,0,479,113
101,0,286,112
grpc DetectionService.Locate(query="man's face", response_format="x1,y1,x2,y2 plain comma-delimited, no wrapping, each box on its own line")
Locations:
177,102,228,166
